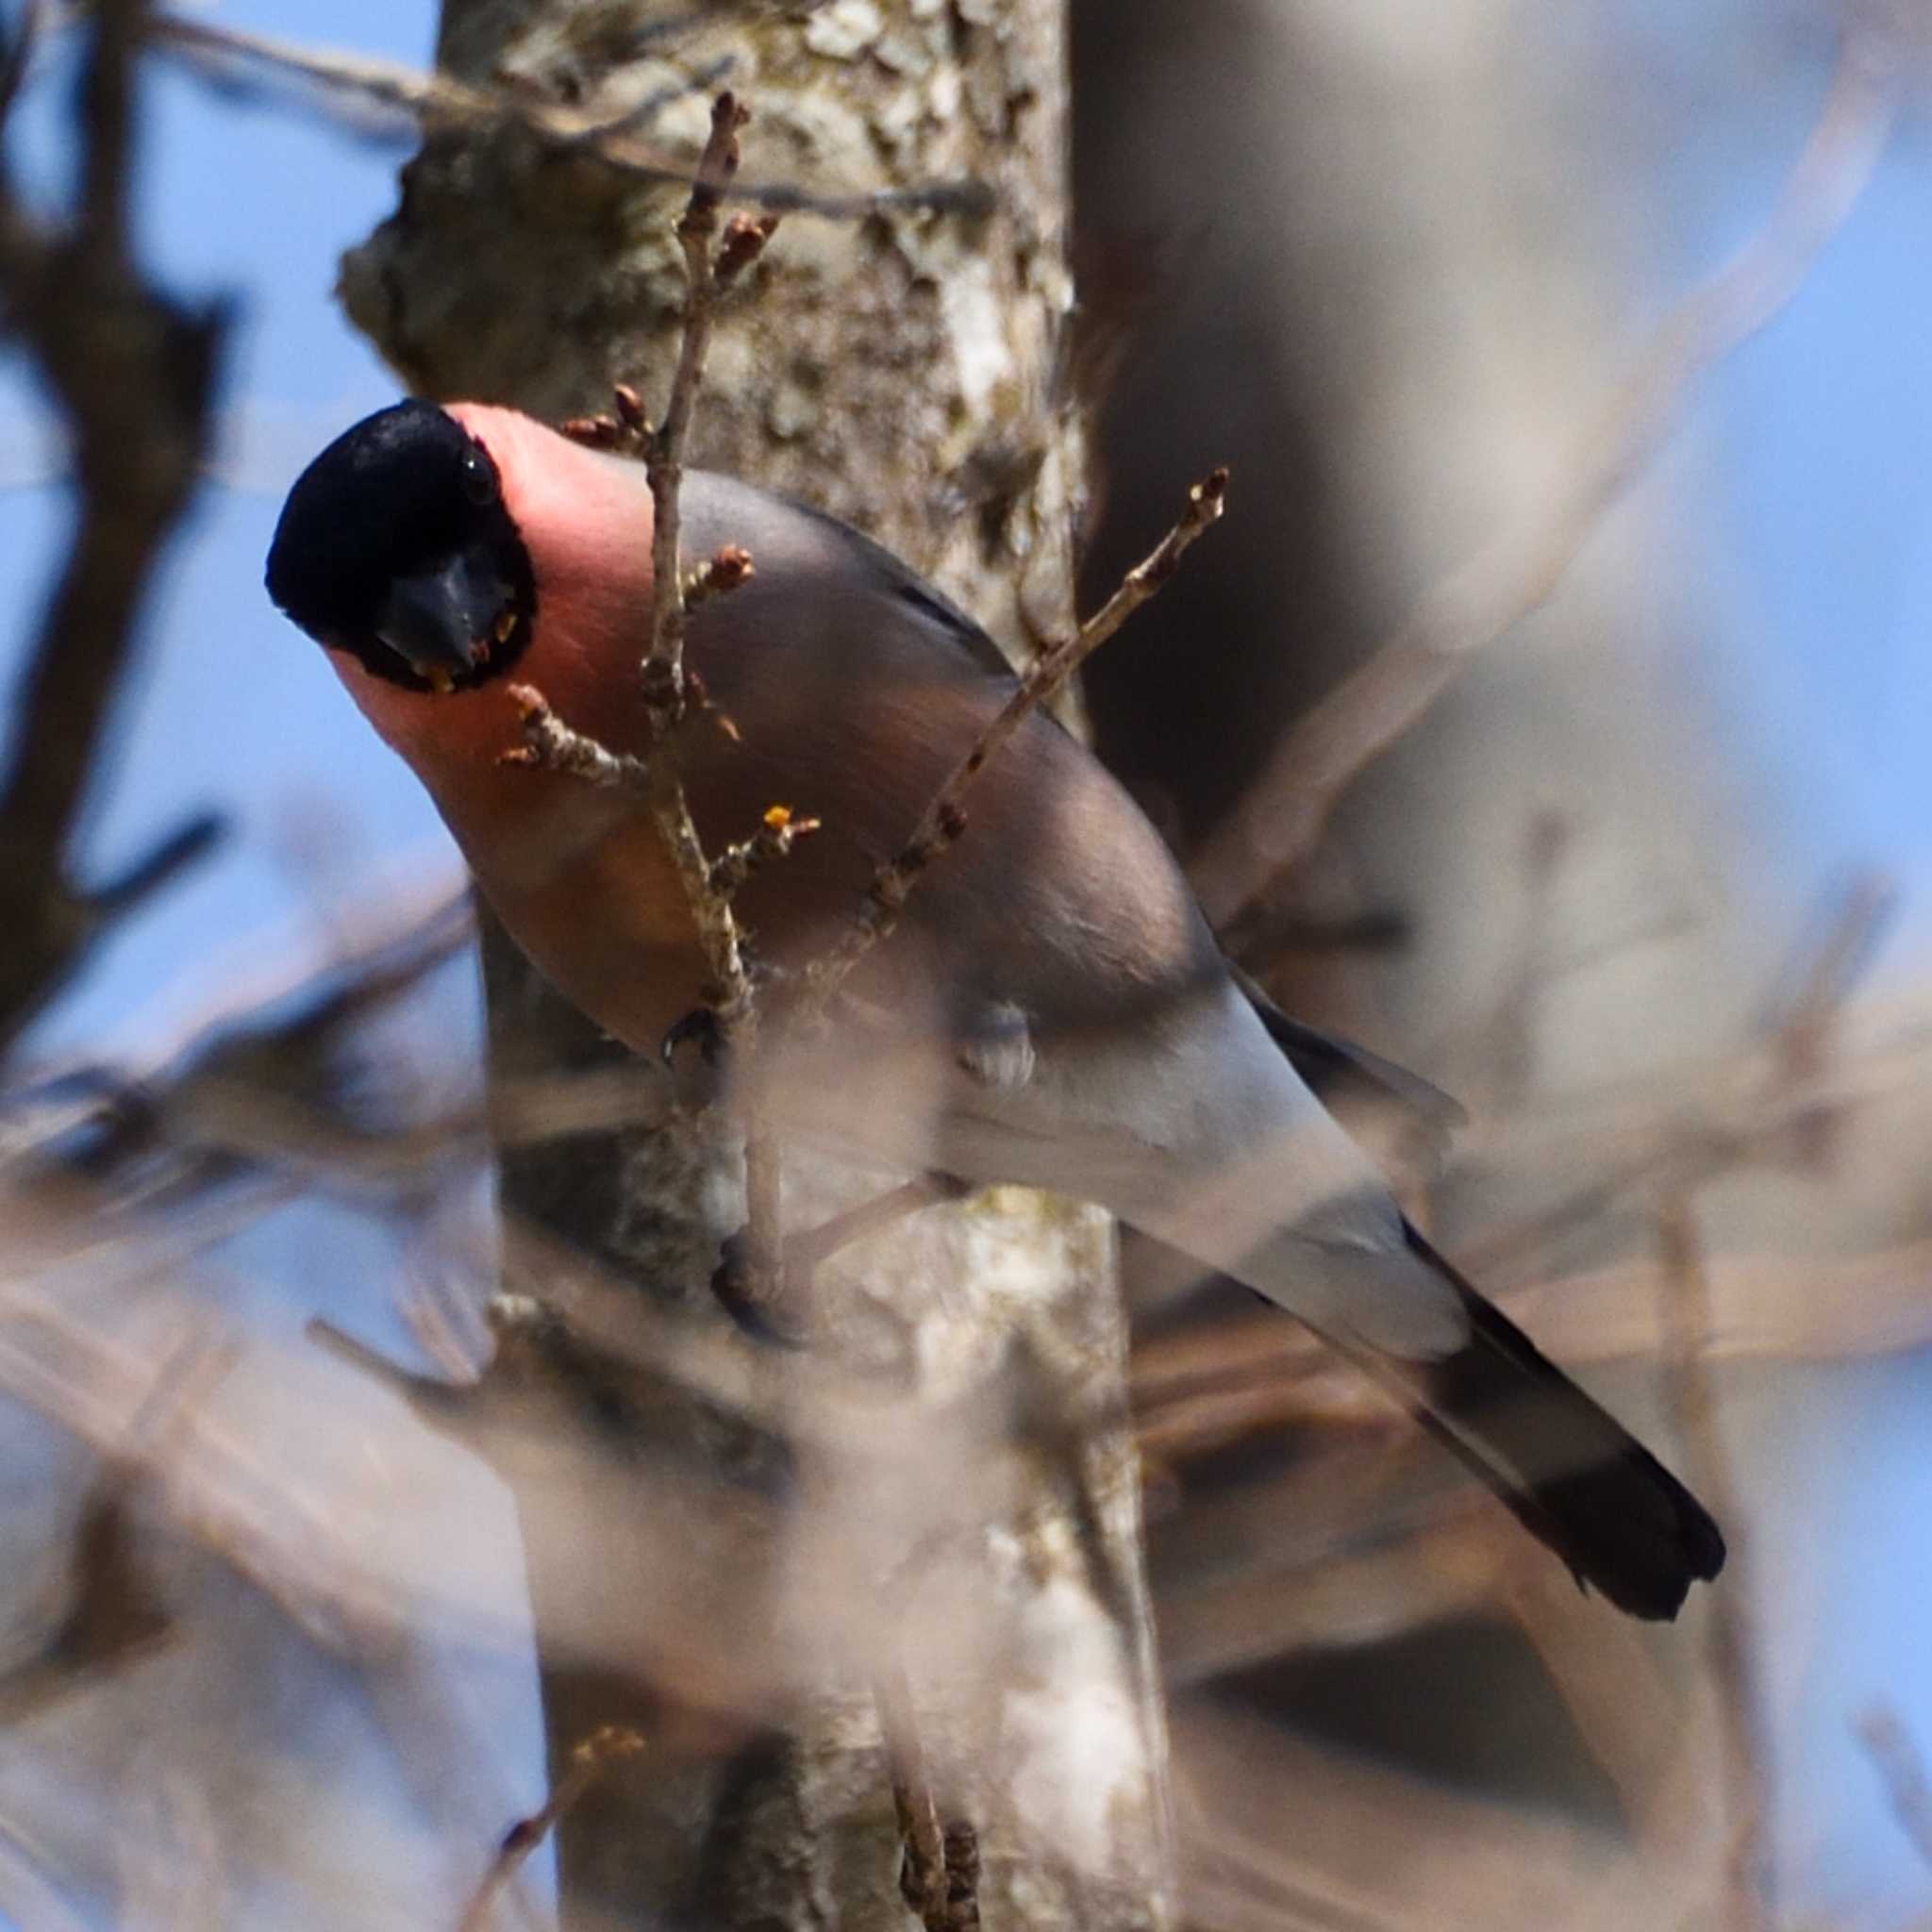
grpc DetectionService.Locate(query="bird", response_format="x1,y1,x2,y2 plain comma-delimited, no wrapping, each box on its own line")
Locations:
266,397,1725,1620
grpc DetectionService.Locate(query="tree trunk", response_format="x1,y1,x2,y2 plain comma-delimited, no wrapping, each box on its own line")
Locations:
342,6,1173,1927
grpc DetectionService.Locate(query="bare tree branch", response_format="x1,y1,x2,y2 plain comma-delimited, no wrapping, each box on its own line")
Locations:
1655,1195,1771,1932
142,13,993,221
0,0,225,1050
0,0,48,126
645,93,761,701
1192,25,1900,927
1857,1707,1932,1875
503,102,791,1325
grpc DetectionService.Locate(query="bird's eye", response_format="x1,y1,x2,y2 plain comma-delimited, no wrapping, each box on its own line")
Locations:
459,450,497,506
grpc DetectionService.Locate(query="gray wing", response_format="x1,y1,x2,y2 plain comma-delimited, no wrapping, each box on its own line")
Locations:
686,471,1020,684
1227,960,1465,1140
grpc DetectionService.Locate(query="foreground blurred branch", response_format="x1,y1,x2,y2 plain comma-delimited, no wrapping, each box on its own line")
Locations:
1194,25,1899,926
1857,1707,1932,1874
0,0,225,1050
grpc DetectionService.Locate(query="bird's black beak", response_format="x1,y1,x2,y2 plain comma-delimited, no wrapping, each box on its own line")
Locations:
374,548,519,693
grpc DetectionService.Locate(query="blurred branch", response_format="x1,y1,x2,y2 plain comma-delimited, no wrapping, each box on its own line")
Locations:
5,865,483,1207
1655,1196,1769,1932
0,0,46,125
85,809,226,921
1499,1556,1720,1861
0,1328,241,1722
0,1279,401,1654
1135,1213,1932,1475
0,1484,170,1723
142,13,994,220
1857,1707,1932,1874
506,97,794,1328
0,0,225,1053
1194,25,1900,927
0,1814,91,1932
1761,867,1894,1170
1173,1696,1652,1932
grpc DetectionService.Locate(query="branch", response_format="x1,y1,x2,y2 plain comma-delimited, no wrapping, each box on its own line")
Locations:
644,91,758,705
501,686,649,790
503,106,791,1324
1654,1195,1772,1929
799,467,1228,1021
0,1281,394,1654
0,0,46,126
0,0,226,1051
878,1657,982,1932
1857,1707,1932,1874
456,1726,645,1932
143,14,993,221
1192,26,1900,926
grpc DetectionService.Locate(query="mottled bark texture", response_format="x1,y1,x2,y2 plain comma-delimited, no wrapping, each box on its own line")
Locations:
341,5,1172,1928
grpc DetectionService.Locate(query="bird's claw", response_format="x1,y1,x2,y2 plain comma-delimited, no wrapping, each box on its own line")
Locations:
662,1005,727,1069
710,1230,808,1349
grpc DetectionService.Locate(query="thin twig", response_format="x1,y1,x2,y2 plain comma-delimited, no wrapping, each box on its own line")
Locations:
799,468,1227,1021
783,1173,968,1281
876,1657,980,1932
502,100,790,1322
501,686,649,789
646,90,753,705
1193,27,1900,926
0,1281,396,1653
707,804,819,901
455,1726,645,1932
627,98,774,1021
143,14,993,221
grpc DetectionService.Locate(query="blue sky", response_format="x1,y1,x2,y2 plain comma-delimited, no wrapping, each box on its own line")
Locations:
2,0,448,1067
2,4,1930,1924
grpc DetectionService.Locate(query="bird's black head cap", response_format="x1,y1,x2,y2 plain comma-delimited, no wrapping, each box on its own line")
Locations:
265,399,537,694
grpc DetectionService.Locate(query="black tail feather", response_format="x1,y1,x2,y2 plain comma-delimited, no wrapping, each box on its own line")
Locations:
1390,1223,1725,1621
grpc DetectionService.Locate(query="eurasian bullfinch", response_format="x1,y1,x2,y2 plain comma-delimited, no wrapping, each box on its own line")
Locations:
265,398,1724,1620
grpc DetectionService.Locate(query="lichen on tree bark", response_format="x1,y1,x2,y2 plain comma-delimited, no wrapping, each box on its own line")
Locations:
341,5,1173,1927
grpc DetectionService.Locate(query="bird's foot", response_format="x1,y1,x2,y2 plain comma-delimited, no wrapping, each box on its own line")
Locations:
710,1229,809,1349
662,1004,728,1070
661,1004,730,1109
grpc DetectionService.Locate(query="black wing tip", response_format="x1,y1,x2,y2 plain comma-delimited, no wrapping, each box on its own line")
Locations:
1233,965,1468,1135
1539,1450,1726,1621
1398,1220,1727,1622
